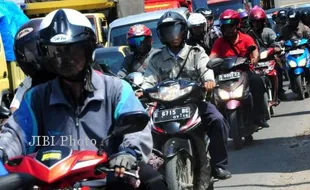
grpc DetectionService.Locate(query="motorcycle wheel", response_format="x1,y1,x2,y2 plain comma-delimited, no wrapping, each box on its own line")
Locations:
228,110,243,150
295,75,304,100
165,153,194,190
263,92,271,120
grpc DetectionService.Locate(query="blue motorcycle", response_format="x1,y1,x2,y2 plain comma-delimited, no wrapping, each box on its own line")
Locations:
284,38,310,100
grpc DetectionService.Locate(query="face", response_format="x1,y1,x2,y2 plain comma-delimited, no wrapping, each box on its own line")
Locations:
222,24,237,37
45,43,87,79
128,36,152,54
161,23,185,48
206,16,214,28
252,19,263,30
190,25,205,38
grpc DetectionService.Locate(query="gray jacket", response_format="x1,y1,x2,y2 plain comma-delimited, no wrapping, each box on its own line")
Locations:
248,27,279,50
142,44,214,89
0,69,152,162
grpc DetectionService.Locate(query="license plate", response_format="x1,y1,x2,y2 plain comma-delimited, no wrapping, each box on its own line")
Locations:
218,72,241,82
289,49,304,55
255,61,269,68
153,107,191,123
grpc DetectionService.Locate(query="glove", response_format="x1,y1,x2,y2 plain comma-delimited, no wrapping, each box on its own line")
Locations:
109,153,137,178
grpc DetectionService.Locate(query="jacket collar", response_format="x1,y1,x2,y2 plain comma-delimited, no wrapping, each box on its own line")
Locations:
49,68,105,106
162,44,191,61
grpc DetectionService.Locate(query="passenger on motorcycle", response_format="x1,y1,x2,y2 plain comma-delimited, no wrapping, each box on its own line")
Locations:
186,13,210,53
9,18,56,113
301,8,310,27
274,9,288,36
237,8,251,33
209,9,270,128
194,8,222,55
247,7,281,105
141,11,231,180
118,24,160,77
0,9,168,190
10,18,103,114
280,9,310,41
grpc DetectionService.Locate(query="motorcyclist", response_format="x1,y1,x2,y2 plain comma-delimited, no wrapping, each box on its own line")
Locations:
118,24,160,77
10,18,103,114
9,18,56,113
274,9,288,36
209,9,270,128
301,8,310,27
141,11,231,181
237,8,250,33
0,9,168,190
194,8,222,55
247,7,281,106
186,13,210,53
280,8,310,41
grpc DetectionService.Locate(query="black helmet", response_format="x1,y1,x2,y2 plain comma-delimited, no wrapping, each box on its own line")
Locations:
195,8,214,20
14,18,43,77
301,8,310,22
287,9,301,24
277,9,288,24
157,11,188,45
39,8,96,81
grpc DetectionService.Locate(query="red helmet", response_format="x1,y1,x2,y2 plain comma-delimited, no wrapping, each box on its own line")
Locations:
127,24,152,39
249,8,267,21
219,9,241,26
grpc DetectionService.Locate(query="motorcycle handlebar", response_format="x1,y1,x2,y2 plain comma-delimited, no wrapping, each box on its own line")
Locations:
98,167,140,179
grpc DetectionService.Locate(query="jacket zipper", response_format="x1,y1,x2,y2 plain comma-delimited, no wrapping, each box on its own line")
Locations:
75,106,81,150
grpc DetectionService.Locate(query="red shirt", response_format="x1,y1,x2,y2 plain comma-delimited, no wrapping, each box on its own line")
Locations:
211,31,257,58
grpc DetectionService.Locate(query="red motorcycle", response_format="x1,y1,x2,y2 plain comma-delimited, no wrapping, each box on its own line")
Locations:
0,111,149,190
254,47,279,117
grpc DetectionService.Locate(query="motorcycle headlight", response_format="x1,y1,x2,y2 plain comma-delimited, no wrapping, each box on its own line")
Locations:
218,89,230,100
231,85,244,99
148,84,193,101
298,58,307,67
288,60,297,68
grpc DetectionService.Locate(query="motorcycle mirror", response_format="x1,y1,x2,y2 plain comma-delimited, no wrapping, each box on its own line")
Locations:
207,58,224,69
111,111,150,137
126,72,144,87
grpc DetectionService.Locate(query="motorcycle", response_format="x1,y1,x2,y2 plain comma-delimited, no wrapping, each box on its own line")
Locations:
254,47,279,117
0,111,149,190
143,79,214,190
208,46,269,150
284,38,310,100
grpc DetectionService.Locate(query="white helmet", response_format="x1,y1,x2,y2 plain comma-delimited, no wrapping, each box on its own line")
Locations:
187,13,207,28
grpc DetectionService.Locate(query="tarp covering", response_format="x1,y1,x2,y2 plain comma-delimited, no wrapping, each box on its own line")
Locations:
0,0,29,61
116,0,144,18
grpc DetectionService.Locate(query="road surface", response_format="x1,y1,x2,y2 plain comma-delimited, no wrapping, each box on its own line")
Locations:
215,82,310,190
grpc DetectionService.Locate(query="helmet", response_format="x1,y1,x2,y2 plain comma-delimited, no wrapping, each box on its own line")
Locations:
219,9,241,26
14,18,43,77
187,13,207,38
127,24,152,54
249,8,267,21
277,9,288,24
195,8,214,20
287,9,301,26
237,9,249,19
38,9,96,81
272,11,278,21
157,11,188,45
301,8,310,24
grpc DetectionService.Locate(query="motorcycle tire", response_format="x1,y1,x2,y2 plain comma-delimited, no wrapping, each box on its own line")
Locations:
295,75,305,100
264,92,271,120
165,153,194,190
228,110,243,150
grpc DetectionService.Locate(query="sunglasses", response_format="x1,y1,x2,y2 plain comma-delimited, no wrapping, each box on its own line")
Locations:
128,36,145,47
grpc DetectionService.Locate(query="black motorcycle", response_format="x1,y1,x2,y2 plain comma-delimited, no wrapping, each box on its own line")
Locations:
144,79,214,190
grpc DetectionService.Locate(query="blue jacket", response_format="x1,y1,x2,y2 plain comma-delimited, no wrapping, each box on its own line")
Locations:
0,69,152,162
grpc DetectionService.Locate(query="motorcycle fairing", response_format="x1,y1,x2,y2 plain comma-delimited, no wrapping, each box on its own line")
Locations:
286,48,309,69
163,137,193,158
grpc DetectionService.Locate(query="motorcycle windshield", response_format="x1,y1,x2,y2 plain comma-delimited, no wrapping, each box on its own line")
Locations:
222,56,247,70
285,38,308,48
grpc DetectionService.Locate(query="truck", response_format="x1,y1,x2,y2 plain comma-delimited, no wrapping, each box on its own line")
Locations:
144,0,193,12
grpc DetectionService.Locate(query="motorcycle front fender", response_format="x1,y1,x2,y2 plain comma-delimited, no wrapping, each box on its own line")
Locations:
226,100,240,110
163,137,193,159
294,68,304,75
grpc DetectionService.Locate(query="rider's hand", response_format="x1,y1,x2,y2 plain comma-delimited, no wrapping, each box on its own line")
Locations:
135,90,144,98
204,81,216,92
109,153,137,178
274,47,281,53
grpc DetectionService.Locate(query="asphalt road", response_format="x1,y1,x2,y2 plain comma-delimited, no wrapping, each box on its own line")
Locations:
215,82,310,190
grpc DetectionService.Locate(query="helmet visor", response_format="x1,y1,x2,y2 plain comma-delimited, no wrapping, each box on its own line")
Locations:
220,19,238,25
44,43,87,78
160,23,186,42
128,36,146,47
15,42,40,77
